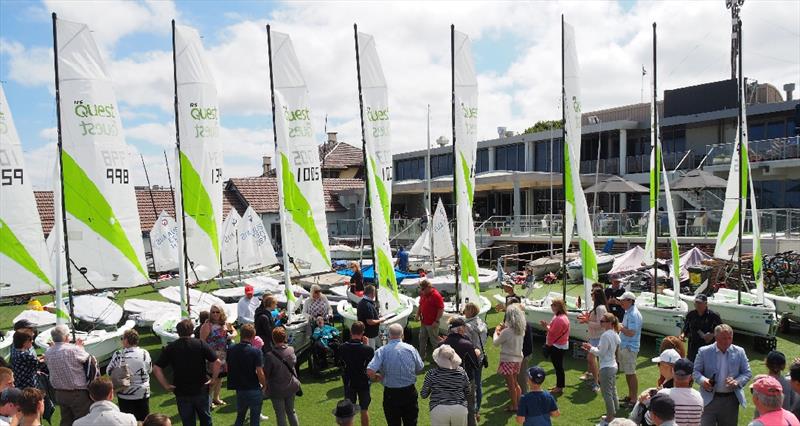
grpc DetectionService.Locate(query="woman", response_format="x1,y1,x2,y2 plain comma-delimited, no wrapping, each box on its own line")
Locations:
142,413,172,426
107,329,152,421
255,295,282,354
582,313,621,425
579,287,608,392
264,327,300,426
15,387,45,426
421,345,470,426
463,302,487,421
200,304,237,407
303,285,332,321
10,330,45,390
349,262,364,294
493,303,525,412
540,299,570,394
656,336,685,387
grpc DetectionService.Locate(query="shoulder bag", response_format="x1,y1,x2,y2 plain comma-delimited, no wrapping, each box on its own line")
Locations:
542,326,568,360
269,349,303,397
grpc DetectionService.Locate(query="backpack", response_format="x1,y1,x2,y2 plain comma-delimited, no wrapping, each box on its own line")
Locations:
109,352,131,392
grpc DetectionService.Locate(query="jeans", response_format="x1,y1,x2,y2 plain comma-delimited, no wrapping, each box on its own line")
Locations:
384,385,418,426
176,392,212,426
599,367,619,418
234,389,263,426
474,365,483,413
271,396,299,426
517,354,532,393
550,347,566,388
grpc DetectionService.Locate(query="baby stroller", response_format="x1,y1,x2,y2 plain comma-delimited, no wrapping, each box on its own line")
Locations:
309,317,343,375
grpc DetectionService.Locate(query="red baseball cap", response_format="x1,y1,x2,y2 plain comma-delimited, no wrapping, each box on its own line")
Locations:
244,285,254,296
751,375,783,396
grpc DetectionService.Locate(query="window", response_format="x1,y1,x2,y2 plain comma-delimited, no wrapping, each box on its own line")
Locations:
534,141,551,171
430,153,454,178
494,143,525,171
766,121,785,139
748,123,765,140
476,149,489,173
394,157,424,181
754,180,782,209
786,180,800,208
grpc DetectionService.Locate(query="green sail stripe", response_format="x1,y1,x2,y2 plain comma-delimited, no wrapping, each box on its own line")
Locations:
740,146,749,200
280,154,331,268
650,146,660,208
376,248,400,306
579,238,598,282
670,239,680,280
719,208,740,249
179,152,220,259
459,242,481,297
369,156,391,233
285,285,297,302
62,151,147,279
564,144,575,207
56,307,70,321
459,153,473,207
0,219,52,286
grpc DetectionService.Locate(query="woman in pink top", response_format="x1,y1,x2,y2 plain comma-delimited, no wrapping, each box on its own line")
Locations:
539,298,570,394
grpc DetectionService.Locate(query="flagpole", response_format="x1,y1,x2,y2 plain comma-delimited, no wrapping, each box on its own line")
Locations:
451,24,461,311
426,104,435,276
561,15,567,301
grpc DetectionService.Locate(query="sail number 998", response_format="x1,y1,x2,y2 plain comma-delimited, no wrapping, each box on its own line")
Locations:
106,168,129,184
296,166,320,182
1,168,23,186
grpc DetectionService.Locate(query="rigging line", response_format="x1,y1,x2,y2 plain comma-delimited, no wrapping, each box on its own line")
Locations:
665,30,714,78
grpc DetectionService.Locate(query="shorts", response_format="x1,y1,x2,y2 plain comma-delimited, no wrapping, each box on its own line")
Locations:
344,385,371,410
498,361,521,376
589,338,600,347
619,347,638,375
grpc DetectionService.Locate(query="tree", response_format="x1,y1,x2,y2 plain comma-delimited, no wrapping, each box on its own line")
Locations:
523,119,562,134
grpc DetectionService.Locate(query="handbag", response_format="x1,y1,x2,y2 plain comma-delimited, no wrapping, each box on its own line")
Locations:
109,353,132,392
476,328,489,369
269,349,303,397
541,326,568,360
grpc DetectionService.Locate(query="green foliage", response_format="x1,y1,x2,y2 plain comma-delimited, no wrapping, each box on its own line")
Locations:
523,119,563,135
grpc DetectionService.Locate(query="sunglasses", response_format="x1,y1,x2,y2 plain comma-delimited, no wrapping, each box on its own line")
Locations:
211,311,221,314
600,320,610,323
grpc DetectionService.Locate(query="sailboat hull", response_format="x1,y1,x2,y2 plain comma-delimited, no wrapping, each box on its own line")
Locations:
400,268,499,295
521,292,590,341
754,290,800,322
566,254,615,282
664,288,777,337
440,296,491,335
337,296,414,332
35,320,136,365
0,332,12,361
635,292,688,336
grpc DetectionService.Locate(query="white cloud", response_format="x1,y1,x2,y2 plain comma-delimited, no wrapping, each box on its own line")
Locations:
0,40,53,89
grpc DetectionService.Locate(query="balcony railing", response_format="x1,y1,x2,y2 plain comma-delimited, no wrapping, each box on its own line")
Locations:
580,158,620,175
706,136,800,166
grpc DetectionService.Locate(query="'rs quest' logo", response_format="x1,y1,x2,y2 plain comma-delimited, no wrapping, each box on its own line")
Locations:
367,107,390,138
572,96,581,114
283,106,312,138
74,100,118,137
189,103,219,138
0,111,7,135
461,102,477,135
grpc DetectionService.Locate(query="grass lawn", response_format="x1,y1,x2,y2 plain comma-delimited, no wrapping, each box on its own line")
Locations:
2,281,797,425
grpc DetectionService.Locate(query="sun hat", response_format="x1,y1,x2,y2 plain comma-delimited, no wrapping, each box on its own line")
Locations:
652,348,681,364
620,291,637,301
751,375,783,397
432,344,462,370
332,399,359,421
13,319,34,331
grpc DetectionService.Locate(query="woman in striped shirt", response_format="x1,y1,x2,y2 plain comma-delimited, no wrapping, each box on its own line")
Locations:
421,345,470,426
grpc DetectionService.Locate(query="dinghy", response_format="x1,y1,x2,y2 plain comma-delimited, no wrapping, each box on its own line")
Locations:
566,253,615,282
0,332,12,361
664,288,776,337
400,268,498,295
35,320,137,365
158,287,237,319
124,299,184,327
527,255,564,279
407,199,456,272
752,291,800,324
522,291,590,341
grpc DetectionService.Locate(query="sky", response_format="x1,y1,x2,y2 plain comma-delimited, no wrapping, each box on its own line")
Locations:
1,0,798,189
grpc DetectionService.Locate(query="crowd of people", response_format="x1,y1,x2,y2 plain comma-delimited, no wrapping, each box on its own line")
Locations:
2,278,800,426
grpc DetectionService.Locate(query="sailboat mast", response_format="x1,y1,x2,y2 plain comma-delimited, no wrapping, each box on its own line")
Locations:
427,105,435,276
266,25,294,310
450,24,461,311
353,24,380,306
171,20,191,318
653,22,659,307
736,18,744,305
164,150,175,203
51,13,77,339
561,15,567,300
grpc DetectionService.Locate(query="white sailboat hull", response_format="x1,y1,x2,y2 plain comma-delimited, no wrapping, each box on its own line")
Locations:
35,320,136,365
440,296,491,335
123,299,184,327
400,268,498,295
0,332,12,361
12,310,57,332
664,288,776,337
753,290,800,322
337,295,414,331
635,292,688,337
519,292,589,341
566,254,615,282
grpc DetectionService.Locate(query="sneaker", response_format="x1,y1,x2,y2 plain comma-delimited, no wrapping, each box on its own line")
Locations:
591,383,601,393
579,372,594,381
260,414,270,422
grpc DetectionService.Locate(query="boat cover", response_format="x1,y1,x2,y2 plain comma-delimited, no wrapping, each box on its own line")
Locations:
674,247,712,282
609,246,646,275
337,264,419,283
72,295,123,326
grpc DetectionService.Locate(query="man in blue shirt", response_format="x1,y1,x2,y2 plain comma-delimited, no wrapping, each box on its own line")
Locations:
395,246,409,273
367,323,423,426
619,292,642,408
226,324,266,426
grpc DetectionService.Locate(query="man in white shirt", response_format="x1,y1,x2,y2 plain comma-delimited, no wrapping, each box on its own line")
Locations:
0,388,21,426
658,358,703,426
237,285,259,325
73,377,136,426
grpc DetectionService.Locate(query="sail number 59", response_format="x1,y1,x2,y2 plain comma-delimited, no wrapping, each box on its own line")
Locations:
1,168,23,186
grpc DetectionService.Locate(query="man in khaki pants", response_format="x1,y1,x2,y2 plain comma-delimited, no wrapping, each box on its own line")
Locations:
416,280,444,360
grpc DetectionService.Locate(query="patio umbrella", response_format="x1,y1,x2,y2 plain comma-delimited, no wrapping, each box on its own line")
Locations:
671,169,728,190
584,175,648,193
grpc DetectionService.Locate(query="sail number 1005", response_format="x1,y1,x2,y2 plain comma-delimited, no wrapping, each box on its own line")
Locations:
296,166,320,182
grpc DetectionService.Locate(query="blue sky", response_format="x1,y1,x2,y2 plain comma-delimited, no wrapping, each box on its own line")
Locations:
1,0,797,188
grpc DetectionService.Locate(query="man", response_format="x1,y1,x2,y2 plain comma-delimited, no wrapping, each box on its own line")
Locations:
237,285,260,325
73,377,136,425
441,317,480,426
395,246,409,273
0,388,21,426
416,280,444,359
339,321,374,426
44,324,92,426
748,375,800,426
107,329,152,421
367,323,424,426
333,399,360,426
649,394,677,426
226,324,266,426
658,358,704,426
153,319,220,426
789,362,800,419
680,294,722,361
0,369,12,393
692,324,752,426
605,278,626,322
357,285,384,349
619,292,642,407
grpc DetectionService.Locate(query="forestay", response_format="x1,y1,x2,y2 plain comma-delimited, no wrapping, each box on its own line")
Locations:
55,18,147,289
0,85,53,296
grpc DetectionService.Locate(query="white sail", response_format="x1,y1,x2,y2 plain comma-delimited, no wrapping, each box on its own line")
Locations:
740,102,763,302
55,18,148,289
174,24,223,282
220,209,241,272
409,198,454,261
149,211,179,272
661,157,681,305
47,162,71,323
714,134,743,260
563,21,596,305
643,72,659,265
0,86,53,296
238,206,278,271
269,31,332,277
356,31,402,313
452,30,482,309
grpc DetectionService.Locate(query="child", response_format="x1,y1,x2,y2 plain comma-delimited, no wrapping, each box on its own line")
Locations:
516,366,560,425
754,350,796,418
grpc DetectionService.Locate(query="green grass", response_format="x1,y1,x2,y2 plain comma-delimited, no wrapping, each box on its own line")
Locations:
3,281,798,425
